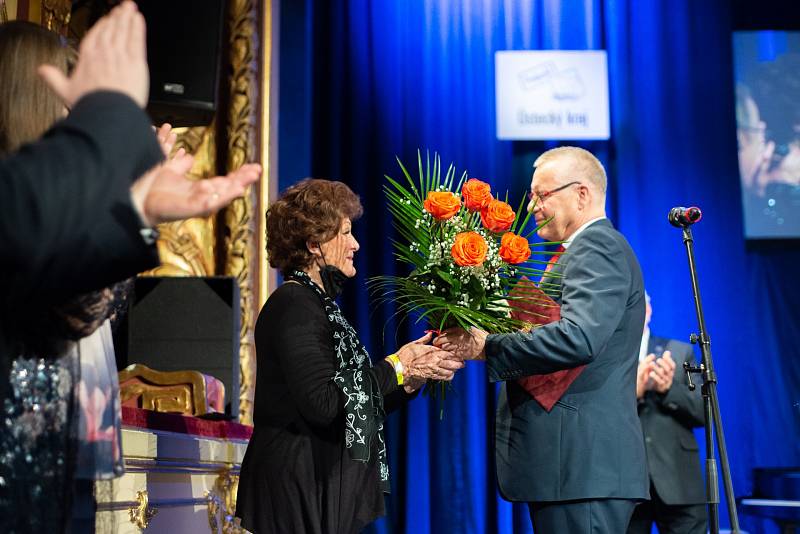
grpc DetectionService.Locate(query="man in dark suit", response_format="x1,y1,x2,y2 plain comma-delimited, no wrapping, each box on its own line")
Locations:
0,1,261,403
436,146,649,533
627,294,707,534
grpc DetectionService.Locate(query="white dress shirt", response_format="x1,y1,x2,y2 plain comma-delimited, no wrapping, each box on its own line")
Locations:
562,216,608,250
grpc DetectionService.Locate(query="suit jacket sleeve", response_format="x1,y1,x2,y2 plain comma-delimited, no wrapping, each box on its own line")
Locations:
658,341,705,427
277,288,397,428
484,227,631,381
0,91,163,305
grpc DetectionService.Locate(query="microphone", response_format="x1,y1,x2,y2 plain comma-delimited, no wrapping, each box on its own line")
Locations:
668,206,702,227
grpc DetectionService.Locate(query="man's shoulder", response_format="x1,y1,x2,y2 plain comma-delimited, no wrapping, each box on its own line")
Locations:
566,219,643,291
583,218,627,241
570,219,629,254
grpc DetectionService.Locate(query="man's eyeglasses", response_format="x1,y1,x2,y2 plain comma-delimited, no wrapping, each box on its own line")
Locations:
528,181,582,204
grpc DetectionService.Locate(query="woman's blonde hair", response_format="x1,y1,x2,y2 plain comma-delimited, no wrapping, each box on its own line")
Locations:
0,21,75,156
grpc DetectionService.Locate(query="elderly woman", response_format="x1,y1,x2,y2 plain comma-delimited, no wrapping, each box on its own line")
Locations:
236,179,461,533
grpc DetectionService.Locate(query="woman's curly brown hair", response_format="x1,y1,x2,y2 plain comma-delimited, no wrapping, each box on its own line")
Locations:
266,179,363,275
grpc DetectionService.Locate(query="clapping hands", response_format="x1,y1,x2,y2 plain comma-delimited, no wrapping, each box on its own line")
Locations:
636,351,676,398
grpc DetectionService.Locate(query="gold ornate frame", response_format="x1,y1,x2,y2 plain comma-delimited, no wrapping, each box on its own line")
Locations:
12,0,277,425
138,0,275,425
136,0,276,425
221,0,277,425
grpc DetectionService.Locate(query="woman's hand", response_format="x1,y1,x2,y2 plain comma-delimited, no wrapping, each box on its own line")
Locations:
394,332,464,383
403,376,426,393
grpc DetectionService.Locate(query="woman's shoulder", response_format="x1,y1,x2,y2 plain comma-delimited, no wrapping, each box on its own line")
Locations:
255,281,330,339
262,281,325,315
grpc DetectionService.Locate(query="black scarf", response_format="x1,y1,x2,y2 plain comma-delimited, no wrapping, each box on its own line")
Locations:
289,270,390,492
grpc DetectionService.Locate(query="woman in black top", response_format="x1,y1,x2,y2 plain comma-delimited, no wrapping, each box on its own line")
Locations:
236,179,461,533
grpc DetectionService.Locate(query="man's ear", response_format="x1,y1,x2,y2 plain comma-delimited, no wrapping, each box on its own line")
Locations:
577,184,591,210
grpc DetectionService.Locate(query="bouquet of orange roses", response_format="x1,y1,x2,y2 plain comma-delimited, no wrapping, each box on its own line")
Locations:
370,152,561,407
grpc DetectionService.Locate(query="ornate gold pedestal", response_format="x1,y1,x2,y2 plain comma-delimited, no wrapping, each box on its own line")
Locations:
96,426,248,533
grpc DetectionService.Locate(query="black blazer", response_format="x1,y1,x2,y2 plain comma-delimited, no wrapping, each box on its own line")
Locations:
484,218,650,502
0,91,162,402
639,335,705,505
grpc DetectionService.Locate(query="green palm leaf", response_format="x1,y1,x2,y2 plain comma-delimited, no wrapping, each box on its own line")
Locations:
369,151,564,417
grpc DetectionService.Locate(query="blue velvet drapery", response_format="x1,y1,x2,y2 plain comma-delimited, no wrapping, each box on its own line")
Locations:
277,1,800,532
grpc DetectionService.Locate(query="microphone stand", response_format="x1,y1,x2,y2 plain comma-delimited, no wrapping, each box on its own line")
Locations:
676,224,741,534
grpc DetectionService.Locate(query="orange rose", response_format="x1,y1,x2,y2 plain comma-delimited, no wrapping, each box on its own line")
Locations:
499,232,531,264
423,191,461,220
461,178,493,211
451,232,488,267
480,199,515,233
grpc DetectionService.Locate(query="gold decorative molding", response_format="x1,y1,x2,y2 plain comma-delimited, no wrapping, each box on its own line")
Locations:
146,126,218,278
206,471,244,534
222,0,260,425
150,219,216,276
124,382,194,414
129,490,157,530
118,363,223,416
257,0,275,312
58,0,275,426
42,0,70,32
1,0,8,23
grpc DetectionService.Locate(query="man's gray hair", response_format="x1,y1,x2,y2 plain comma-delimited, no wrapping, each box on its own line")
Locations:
534,146,607,194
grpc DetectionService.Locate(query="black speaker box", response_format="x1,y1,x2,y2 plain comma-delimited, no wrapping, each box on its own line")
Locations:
136,0,226,126
120,276,240,417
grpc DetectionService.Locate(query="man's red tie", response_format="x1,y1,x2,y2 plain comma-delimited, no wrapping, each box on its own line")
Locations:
510,245,586,412
544,245,565,274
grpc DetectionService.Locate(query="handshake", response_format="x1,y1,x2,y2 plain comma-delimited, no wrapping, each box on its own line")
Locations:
389,327,490,392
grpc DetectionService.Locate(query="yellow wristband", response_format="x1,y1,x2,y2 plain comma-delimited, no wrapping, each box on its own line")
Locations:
387,354,404,386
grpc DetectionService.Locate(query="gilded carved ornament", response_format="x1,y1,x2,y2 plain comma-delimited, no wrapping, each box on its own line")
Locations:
146,125,217,278
129,490,158,530
223,0,260,426
206,470,244,534
42,0,71,32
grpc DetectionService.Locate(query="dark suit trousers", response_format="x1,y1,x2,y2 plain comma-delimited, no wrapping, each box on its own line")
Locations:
627,483,707,534
529,498,637,534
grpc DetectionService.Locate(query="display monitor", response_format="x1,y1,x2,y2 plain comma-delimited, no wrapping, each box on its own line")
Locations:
733,31,800,239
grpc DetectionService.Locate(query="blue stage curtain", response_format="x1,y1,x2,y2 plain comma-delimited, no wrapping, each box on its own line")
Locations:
278,1,800,532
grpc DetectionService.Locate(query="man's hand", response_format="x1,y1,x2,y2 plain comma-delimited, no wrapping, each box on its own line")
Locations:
649,351,676,394
433,327,488,361
636,354,656,399
130,151,261,227
39,1,149,108
155,123,178,157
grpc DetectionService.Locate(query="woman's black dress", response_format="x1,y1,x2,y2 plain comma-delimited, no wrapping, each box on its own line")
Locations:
236,282,408,534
